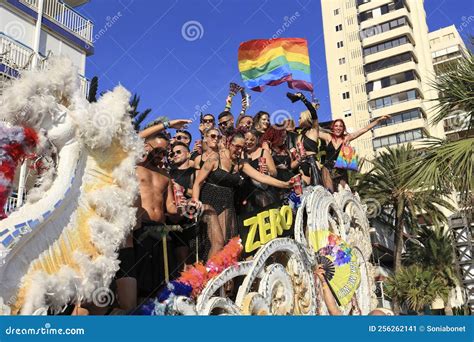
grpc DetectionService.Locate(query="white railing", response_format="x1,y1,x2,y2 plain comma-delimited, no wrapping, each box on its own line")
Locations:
20,0,93,44
0,33,90,97
0,33,34,69
4,196,18,215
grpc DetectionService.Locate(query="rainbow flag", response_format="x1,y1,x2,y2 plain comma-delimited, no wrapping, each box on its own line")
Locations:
238,38,313,92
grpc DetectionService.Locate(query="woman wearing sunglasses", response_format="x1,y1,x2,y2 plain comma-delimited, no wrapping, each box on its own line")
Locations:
193,128,221,171
191,132,291,259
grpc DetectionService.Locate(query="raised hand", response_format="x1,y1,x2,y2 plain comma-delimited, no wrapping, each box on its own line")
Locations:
169,119,192,129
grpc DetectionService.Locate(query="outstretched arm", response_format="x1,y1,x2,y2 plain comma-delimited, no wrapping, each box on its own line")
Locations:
241,163,290,189
345,115,390,143
138,119,192,139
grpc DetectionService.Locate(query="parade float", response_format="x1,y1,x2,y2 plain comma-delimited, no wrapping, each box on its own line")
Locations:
0,56,377,316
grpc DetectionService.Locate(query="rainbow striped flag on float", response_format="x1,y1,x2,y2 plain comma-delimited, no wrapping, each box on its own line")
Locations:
238,38,313,92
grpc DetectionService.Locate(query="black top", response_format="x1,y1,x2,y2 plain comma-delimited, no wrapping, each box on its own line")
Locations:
206,156,241,188
247,149,265,170
325,140,342,168
302,133,319,153
169,167,195,196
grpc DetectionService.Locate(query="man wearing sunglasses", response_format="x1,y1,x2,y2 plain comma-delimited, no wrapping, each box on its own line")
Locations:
218,111,235,147
116,131,178,311
169,142,197,268
174,130,192,147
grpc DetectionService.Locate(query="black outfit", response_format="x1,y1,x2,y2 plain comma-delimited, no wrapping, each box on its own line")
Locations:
299,133,324,186
133,222,177,298
272,150,294,181
237,150,278,215
201,161,241,216
298,96,324,186
324,141,348,187
169,167,198,248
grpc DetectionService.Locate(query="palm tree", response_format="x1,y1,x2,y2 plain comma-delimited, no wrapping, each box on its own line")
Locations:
355,144,454,313
406,51,474,208
87,76,98,103
385,265,450,314
403,226,459,315
129,94,152,132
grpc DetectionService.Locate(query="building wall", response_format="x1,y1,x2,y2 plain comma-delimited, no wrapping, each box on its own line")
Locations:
321,0,446,162
0,4,86,73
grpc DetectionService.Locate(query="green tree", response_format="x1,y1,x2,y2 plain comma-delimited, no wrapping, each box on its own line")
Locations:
406,51,474,208
403,226,459,315
385,265,450,314
355,144,454,313
129,94,152,132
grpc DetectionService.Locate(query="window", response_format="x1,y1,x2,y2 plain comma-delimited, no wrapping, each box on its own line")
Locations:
336,24,343,31
443,33,455,40
334,8,340,15
368,89,419,110
366,71,418,93
359,0,408,23
339,57,346,64
364,52,414,74
373,128,425,149
337,41,344,48
363,36,409,56
342,92,350,99
340,74,348,82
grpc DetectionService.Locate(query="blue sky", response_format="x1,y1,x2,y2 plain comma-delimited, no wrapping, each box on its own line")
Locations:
77,0,473,139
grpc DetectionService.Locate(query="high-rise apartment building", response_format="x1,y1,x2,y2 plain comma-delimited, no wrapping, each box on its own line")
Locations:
428,25,473,141
321,0,445,162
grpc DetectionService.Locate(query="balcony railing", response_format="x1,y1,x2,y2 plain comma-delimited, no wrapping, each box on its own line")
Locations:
3,196,18,215
0,33,89,96
19,0,93,44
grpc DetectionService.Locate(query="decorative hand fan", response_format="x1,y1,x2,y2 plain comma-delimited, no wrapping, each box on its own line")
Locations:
315,232,361,307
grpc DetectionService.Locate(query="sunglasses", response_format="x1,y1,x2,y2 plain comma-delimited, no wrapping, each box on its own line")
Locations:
175,135,189,141
207,133,220,140
218,119,232,126
202,118,214,124
169,149,185,158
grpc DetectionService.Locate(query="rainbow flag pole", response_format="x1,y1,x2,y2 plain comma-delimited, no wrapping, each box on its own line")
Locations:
238,38,313,93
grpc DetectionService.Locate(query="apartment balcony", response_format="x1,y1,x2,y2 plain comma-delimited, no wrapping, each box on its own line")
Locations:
17,0,93,44
362,24,414,48
368,79,421,101
358,0,392,13
360,7,410,30
371,98,424,119
0,32,89,95
364,41,414,65
366,60,419,82
373,117,426,138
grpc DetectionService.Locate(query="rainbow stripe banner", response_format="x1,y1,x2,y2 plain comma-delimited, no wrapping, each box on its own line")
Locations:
238,38,313,92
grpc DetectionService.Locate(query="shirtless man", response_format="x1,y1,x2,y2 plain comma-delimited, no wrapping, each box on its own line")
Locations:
116,129,179,311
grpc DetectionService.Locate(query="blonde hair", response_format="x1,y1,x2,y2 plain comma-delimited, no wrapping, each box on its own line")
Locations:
299,110,313,129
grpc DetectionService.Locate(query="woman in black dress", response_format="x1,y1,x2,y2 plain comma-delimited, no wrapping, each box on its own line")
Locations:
191,132,290,258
